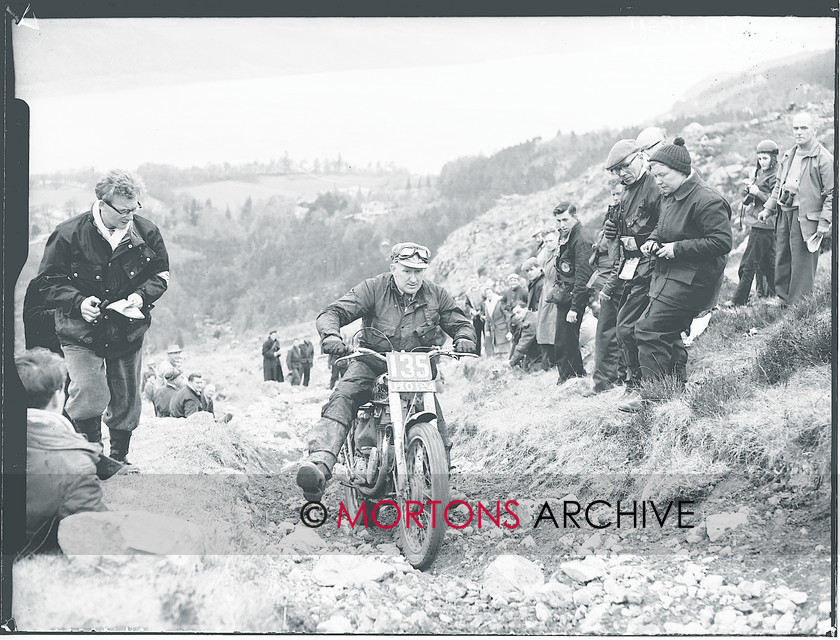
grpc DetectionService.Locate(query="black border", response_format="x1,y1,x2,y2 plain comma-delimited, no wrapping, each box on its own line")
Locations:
2,1,838,634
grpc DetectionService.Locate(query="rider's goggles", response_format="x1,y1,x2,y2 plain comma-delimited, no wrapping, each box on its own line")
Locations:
392,243,431,264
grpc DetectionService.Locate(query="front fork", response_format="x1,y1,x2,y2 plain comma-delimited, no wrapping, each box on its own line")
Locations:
389,391,436,498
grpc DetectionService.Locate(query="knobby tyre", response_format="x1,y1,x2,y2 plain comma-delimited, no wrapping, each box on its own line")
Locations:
397,421,449,570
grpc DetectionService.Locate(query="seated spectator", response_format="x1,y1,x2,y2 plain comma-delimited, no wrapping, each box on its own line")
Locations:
201,383,216,415
152,369,181,417
169,373,206,418
16,348,107,554
509,302,540,370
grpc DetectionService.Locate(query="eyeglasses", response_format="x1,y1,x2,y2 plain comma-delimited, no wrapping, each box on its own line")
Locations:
105,200,142,216
394,244,431,263
609,154,639,175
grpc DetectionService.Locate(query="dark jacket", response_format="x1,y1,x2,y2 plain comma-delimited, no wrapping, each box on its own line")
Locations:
648,170,733,311
170,385,203,418
551,223,593,315
37,208,170,358
316,272,475,354
604,170,662,295
509,310,538,367
526,273,544,312
26,409,106,550
286,345,302,370
262,337,279,361
23,276,63,354
153,382,178,417
742,164,777,230
300,340,315,366
502,284,529,317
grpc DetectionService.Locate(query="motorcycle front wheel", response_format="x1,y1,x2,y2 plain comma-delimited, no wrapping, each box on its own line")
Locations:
397,421,450,570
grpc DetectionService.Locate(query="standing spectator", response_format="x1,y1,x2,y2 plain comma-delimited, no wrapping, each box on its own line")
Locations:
522,257,545,313
262,331,283,382
153,369,181,417
170,373,206,418
36,169,169,463
23,275,63,355
759,112,833,306
588,181,626,393
482,287,510,357
286,338,303,385
603,138,662,399
465,274,486,355
16,348,107,554
501,273,529,320
535,228,559,370
636,126,667,161
549,203,593,384
300,336,315,387
725,140,780,306
624,138,732,412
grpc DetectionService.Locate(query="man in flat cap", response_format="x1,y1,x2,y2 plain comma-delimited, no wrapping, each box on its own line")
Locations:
296,242,476,501
603,138,662,403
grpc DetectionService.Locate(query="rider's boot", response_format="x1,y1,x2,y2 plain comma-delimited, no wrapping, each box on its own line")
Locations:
297,417,345,501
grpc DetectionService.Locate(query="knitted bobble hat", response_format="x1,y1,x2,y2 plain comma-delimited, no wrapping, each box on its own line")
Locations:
650,137,691,175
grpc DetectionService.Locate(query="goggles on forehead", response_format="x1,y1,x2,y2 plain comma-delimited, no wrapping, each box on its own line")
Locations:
393,244,431,263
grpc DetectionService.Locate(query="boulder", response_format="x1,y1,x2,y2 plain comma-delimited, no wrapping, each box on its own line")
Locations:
57,510,205,555
481,554,545,600
560,555,607,583
278,523,326,551
312,555,395,587
316,616,355,633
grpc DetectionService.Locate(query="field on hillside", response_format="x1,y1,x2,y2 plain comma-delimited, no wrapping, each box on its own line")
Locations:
173,173,386,210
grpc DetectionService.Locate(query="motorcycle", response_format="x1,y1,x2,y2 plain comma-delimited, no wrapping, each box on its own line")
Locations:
333,343,477,570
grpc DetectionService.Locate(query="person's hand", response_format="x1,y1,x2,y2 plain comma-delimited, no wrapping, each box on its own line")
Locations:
603,219,618,240
655,242,676,260
321,336,350,356
566,310,578,323
598,289,610,303
748,184,760,196
80,296,102,323
757,209,770,223
454,339,477,354
125,292,143,308
640,240,658,256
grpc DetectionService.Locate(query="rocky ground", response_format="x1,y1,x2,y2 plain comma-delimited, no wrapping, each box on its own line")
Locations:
11,338,835,633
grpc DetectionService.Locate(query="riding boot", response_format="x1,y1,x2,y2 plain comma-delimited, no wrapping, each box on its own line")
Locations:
109,428,133,463
298,417,347,501
73,416,103,444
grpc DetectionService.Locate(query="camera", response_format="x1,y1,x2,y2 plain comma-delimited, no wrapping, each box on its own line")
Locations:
742,187,754,206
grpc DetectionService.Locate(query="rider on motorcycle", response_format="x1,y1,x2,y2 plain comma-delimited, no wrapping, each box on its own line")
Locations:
296,242,477,502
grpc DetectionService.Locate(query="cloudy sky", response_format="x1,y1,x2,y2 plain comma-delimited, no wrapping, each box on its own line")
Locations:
12,16,836,175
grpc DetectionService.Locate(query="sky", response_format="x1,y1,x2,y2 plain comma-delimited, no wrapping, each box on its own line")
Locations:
12,16,837,175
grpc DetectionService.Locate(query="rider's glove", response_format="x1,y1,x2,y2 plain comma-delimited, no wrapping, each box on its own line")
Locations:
321,336,350,356
454,339,477,354
603,219,618,240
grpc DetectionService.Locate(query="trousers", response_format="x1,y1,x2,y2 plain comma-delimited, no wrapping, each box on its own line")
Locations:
554,301,584,381
635,297,696,384
615,277,651,389
775,208,820,305
592,294,626,391
732,227,775,305
62,344,143,433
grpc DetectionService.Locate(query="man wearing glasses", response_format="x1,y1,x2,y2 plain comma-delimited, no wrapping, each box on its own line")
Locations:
296,242,476,501
36,169,170,462
602,139,662,402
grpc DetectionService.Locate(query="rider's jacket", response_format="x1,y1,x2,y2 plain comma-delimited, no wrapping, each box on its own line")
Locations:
316,272,475,353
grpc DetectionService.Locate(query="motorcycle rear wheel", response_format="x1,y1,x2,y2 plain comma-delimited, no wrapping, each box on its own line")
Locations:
397,421,449,570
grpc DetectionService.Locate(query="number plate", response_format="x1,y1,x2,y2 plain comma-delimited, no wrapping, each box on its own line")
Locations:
386,352,433,381
388,380,437,392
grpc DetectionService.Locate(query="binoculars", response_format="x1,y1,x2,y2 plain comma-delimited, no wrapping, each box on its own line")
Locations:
779,188,797,207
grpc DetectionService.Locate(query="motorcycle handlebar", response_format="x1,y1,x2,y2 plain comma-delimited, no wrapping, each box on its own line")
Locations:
335,346,479,365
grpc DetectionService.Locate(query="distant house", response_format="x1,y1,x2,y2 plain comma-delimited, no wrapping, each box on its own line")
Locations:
361,200,390,216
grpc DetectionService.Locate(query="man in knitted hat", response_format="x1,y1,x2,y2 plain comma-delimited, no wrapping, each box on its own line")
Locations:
758,112,833,306
296,242,476,501
603,138,662,399
619,138,732,412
